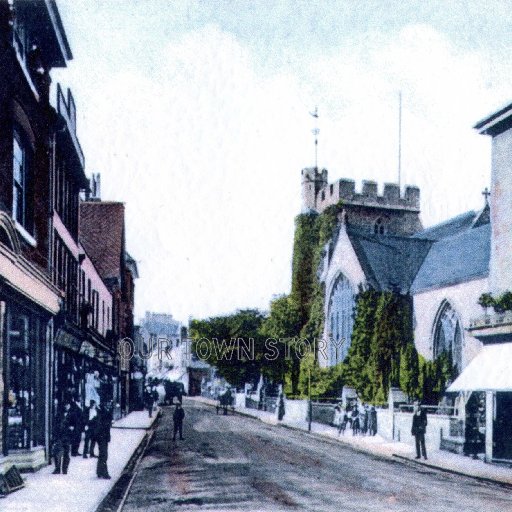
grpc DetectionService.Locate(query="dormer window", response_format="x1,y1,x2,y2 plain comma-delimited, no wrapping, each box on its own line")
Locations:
374,217,386,235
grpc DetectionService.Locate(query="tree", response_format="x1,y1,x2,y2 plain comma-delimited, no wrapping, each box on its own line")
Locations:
400,342,420,400
344,287,379,401
259,295,301,390
190,309,266,388
369,292,413,402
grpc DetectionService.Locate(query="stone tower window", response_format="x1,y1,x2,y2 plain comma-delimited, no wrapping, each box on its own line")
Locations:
374,217,386,234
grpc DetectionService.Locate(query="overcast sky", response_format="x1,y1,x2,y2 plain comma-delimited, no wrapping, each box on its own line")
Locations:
52,0,512,324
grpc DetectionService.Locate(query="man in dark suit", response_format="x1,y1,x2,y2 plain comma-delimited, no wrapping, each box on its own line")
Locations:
96,402,113,479
70,398,84,456
53,402,78,474
83,399,99,458
411,400,428,460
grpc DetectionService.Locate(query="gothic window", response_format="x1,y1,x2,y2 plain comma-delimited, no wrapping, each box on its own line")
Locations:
327,273,355,366
433,301,463,372
374,217,386,234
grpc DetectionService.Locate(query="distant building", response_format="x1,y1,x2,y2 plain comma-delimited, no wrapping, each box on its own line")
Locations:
139,312,192,391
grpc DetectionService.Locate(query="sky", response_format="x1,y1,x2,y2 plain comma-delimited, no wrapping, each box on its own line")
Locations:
51,0,512,324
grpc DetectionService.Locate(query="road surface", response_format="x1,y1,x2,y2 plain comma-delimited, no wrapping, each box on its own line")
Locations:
122,400,512,511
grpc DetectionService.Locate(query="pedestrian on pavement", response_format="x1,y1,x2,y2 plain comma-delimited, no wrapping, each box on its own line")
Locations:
360,403,369,435
145,386,155,418
96,402,113,479
411,400,428,460
333,405,342,429
173,403,185,441
70,397,84,456
344,404,352,429
52,402,77,474
83,399,99,458
351,405,360,435
368,405,378,436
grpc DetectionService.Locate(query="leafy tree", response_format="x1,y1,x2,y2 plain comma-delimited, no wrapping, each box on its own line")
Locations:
344,287,379,401
399,342,420,400
190,309,265,388
369,292,413,402
260,295,301,390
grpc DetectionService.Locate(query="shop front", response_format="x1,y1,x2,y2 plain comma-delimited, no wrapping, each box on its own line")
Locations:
0,218,61,472
448,343,512,463
53,331,119,415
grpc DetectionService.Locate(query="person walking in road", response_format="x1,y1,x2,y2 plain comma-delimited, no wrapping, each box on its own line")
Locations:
83,399,99,458
173,403,185,441
411,400,428,460
52,402,77,474
96,402,113,479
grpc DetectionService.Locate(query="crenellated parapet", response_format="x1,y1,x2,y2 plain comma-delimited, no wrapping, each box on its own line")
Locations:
315,178,420,213
301,168,422,235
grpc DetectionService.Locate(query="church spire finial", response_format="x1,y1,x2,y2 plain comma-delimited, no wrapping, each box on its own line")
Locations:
482,187,491,206
310,106,319,170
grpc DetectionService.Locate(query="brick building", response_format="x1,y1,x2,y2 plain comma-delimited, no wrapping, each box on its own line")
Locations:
79,199,138,414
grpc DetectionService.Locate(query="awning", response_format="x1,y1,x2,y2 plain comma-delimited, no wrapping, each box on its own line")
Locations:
447,343,512,392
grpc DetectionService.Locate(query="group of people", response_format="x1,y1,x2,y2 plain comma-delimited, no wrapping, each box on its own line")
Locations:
333,402,378,436
52,398,113,479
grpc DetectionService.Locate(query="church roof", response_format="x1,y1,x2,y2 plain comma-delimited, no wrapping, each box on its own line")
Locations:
411,223,490,293
411,210,478,241
347,230,432,292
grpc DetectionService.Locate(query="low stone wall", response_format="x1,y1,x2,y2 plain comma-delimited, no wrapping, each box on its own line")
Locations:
283,399,308,423
235,392,245,408
390,412,452,450
376,409,393,440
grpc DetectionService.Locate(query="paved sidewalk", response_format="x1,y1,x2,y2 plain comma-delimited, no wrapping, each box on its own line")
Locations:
190,396,512,487
1,408,159,512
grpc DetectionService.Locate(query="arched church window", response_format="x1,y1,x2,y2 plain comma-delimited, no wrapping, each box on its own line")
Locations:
327,273,355,365
433,301,463,372
374,217,385,234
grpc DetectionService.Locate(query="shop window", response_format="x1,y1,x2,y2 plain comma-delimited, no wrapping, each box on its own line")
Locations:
7,309,47,451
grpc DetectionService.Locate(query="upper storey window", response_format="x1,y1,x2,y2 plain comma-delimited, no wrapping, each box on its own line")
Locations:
374,217,386,234
13,131,31,232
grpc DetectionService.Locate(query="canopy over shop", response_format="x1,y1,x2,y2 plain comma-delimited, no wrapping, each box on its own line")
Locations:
448,343,512,462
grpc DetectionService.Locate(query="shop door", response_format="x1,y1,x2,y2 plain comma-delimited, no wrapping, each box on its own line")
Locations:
494,392,512,460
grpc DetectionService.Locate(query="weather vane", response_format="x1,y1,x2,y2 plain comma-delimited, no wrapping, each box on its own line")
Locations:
310,106,319,170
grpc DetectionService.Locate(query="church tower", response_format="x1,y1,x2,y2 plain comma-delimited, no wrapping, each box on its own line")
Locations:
301,167,328,212
475,102,512,294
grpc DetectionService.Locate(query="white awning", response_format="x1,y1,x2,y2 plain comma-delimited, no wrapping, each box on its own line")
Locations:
447,343,512,392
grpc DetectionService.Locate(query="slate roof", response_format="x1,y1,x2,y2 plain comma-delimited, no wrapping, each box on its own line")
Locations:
79,201,125,281
347,229,432,292
411,223,490,293
411,210,478,241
